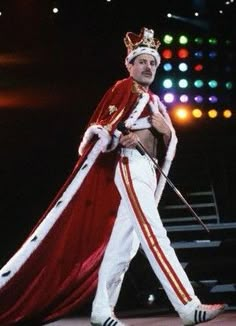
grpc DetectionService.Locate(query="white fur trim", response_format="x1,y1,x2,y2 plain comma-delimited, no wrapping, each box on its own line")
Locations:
154,114,178,204
130,116,151,130
78,125,112,156
125,93,150,129
125,47,161,67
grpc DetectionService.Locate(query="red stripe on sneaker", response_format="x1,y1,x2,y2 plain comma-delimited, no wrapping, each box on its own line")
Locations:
119,158,191,304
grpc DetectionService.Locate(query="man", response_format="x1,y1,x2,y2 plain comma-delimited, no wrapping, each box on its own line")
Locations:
89,28,226,326
0,27,225,325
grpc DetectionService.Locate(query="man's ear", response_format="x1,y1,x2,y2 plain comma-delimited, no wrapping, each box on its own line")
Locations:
126,62,133,73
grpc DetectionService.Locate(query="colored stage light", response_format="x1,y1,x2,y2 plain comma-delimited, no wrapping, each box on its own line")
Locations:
194,95,204,103
225,82,233,90
163,63,173,71
208,38,218,45
208,109,218,118
174,106,191,122
208,96,218,103
163,79,173,88
208,80,218,88
194,51,203,58
194,64,203,72
192,108,203,118
163,93,175,103
194,80,204,88
163,34,173,44
223,109,232,118
162,49,173,59
209,51,217,59
177,48,189,59
179,35,188,45
178,63,188,72
194,37,204,44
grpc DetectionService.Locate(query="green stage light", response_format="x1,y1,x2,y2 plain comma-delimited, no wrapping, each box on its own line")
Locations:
163,34,173,44
225,81,233,90
208,37,218,45
179,35,188,44
194,37,204,44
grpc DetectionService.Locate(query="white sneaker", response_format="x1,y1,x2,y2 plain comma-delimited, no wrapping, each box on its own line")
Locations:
180,303,226,325
90,315,127,326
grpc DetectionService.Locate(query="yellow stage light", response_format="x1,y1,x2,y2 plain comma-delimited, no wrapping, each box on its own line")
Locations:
208,109,218,118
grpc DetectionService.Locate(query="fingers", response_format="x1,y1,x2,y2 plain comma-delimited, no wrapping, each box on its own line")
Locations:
119,133,139,148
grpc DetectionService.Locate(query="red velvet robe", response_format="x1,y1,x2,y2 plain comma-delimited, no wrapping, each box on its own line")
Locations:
0,77,165,325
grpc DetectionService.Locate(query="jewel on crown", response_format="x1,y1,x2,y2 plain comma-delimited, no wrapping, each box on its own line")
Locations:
124,27,161,53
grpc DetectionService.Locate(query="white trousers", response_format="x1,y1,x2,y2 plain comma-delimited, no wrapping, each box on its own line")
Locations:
91,149,200,318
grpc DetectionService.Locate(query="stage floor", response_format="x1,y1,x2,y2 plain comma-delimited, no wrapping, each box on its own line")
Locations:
47,310,236,325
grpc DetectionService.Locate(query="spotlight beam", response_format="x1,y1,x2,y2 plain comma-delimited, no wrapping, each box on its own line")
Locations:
169,15,209,30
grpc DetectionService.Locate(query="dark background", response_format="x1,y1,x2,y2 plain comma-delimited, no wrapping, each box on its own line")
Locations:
0,0,235,301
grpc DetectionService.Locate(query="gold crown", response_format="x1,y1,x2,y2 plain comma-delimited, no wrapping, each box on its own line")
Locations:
124,27,161,54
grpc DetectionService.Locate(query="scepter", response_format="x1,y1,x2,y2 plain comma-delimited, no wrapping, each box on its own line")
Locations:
117,121,210,233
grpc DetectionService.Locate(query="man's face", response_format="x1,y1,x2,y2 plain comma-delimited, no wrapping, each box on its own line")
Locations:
127,54,158,88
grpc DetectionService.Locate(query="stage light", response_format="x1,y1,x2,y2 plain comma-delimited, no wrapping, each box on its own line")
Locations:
208,80,218,88
179,94,189,103
225,82,233,90
208,109,218,118
163,35,173,44
208,96,218,103
194,51,203,58
177,48,189,59
209,51,217,59
174,106,190,121
167,13,172,18
52,7,59,14
178,79,188,88
192,108,203,118
162,49,173,59
194,37,204,44
223,109,232,118
179,35,188,45
194,95,204,103
163,63,173,71
194,12,199,17
159,32,234,119
163,79,173,89
163,93,175,103
194,80,204,88
194,64,203,71
208,38,218,45
178,63,188,72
